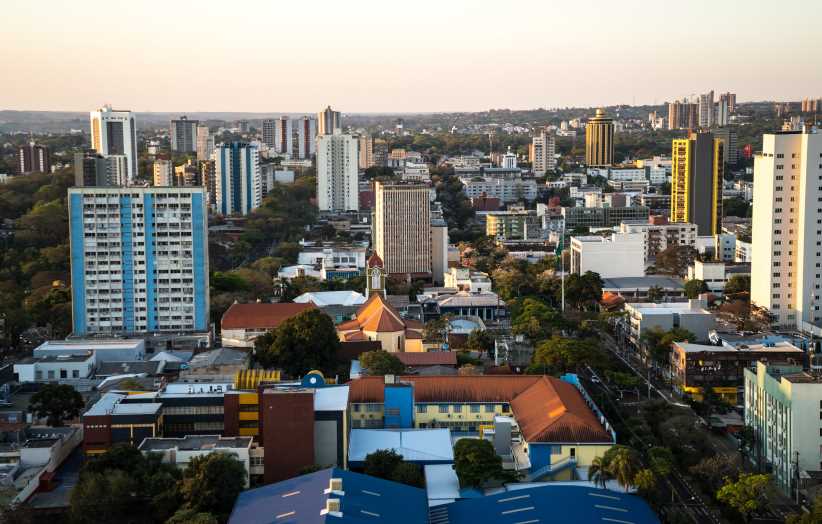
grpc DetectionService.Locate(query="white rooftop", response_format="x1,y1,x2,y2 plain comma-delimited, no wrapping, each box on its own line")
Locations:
37,339,144,351
349,428,454,464
294,291,367,307
425,464,461,507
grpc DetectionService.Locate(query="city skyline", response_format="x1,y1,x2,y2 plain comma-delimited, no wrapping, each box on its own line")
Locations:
3,0,821,113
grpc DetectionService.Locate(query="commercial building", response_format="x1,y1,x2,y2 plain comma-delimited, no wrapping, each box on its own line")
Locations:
196,125,214,161
620,217,697,260
200,159,216,205
750,128,822,330
570,233,645,278
672,341,803,404
585,109,614,167
562,206,650,230
14,352,95,383
16,142,50,174
73,149,128,187
317,134,359,212
745,363,822,494
220,302,316,348
443,268,492,294
686,260,750,294
174,159,200,187
459,175,538,203
358,135,374,169
90,105,138,184
139,435,255,486
317,106,341,135
33,339,145,362
698,90,715,128
623,300,714,349
348,428,453,467
269,116,316,159
602,276,686,301
170,116,198,153
485,210,542,241
82,392,163,455
153,159,173,186
213,142,262,215
667,99,698,130
712,127,739,166
671,131,724,235
373,182,431,276
68,186,210,335
530,128,556,174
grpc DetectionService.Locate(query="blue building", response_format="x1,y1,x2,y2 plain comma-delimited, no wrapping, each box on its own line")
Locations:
213,142,261,215
68,187,209,336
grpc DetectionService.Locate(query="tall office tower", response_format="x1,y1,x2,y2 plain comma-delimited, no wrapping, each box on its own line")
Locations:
530,128,556,174
316,134,358,212
670,131,724,235
712,127,739,166
196,125,214,161
16,142,51,174
698,90,715,128
90,105,138,184
212,142,262,215
295,116,317,159
373,139,389,167
751,128,822,329
237,120,250,133
74,149,108,186
719,92,736,114
153,159,174,186
715,97,730,127
68,186,209,335
274,116,293,156
199,160,216,206
373,182,431,275
585,109,614,167
170,116,198,153
262,119,276,148
358,135,374,169
317,106,341,135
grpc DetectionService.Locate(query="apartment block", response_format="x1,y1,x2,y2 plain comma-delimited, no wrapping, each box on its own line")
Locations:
213,142,262,215
373,182,431,275
317,134,359,212
170,116,198,153
671,131,724,235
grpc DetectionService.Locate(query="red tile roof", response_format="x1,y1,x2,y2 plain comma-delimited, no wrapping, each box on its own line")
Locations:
395,351,457,367
221,302,316,330
347,375,610,443
337,293,409,334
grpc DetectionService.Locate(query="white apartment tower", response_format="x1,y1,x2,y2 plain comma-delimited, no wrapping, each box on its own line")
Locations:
531,129,556,174
153,159,174,187
698,90,715,128
196,125,214,161
316,134,359,212
374,182,432,275
212,142,262,215
170,116,198,153
751,128,822,330
68,187,210,335
90,105,138,184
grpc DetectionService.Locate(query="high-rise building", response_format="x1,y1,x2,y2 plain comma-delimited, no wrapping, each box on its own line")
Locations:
585,109,614,167
295,116,317,159
175,159,200,187
170,116,198,153
715,97,730,127
358,135,374,169
530,129,556,174
373,139,389,167
712,127,739,166
274,116,292,156
501,146,517,169
801,98,821,113
670,131,724,235
90,105,138,184
317,106,341,135
719,92,737,114
698,90,715,128
74,149,108,187
262,119,276,148
373,182,431,275
213,142,262,216
667,99,698,130
196,125,214,161
16,142,51,174
199,160,216,206
153,159,174,186
68,186,209,335
751,128,822,329
316,134,358,212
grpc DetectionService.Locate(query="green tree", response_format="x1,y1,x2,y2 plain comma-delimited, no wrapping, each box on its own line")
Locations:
364,449,404,480
689,454,739,494
166,509,219,524
360,350,405,376
511,298,564,341
589,455,611,488
683,279,708,299
648,447,674,477
423,316,450,344
646,285,664,303
179,453,246,521
70,469,143,523
465,329,495,357
607,446,642,492
724,275,751,297
716,473,771,522
528,336,597,374
641,327,695,369
633,468,657,496
29,384,85,426
655,245,696,277
389,462,425,488
255,308,339,376
563,271,604,311
785,494,822,524
453,439,518,488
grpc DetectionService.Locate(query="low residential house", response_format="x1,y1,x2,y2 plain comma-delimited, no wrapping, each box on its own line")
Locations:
337,294,425,352
14,352,95,383
221,302,317,348
443,268,492,294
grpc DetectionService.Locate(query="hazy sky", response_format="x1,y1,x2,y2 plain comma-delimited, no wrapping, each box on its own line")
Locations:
3,0,821,112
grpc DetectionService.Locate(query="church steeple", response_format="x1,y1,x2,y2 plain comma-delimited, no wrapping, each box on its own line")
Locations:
366,252,385,298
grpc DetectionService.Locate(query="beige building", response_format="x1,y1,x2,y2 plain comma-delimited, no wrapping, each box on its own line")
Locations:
485,210,541,241
153,159,173,187
620,217,697,260
317,134,359,212
530,128,556,174
373,182,431,275
751,128,822,330
585,109,614,167
358,135,374,169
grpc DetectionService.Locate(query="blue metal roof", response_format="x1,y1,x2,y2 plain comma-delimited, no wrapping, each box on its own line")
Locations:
228,467,428,524
445,484,660,524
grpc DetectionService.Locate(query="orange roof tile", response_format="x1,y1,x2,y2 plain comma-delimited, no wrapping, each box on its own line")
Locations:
221,302,316,330
340,293,408,333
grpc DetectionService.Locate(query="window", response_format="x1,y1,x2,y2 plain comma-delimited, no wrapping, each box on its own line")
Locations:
470,404,481,413
366,404,381,413
439,404,449,414
502,403,511,413
484,404,495,413
416,404,426,414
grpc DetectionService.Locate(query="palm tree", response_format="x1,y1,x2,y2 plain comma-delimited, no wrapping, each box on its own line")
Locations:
608,448,642,492
588,455,610,488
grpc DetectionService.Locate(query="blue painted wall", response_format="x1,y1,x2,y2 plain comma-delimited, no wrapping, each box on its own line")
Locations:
69,193,86,335
191,192,207,330
120,196,135,332
384,384,414,429
144,193,156,331
528,443,558,471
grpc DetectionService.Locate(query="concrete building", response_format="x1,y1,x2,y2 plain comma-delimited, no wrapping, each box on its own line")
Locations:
33,339,145,362
359,135,374,169
170,116,198,153
751,128,822,330
459,175,538,203
373,182,431,276
686,260,749,294
153,159,173,186
90,105,138,184
82,392,163,454
624,300,715,348
317,134,359,212
261,118,276,149
530,128,556,174
563,206,650,230
500,147,517,169
745,363,822,494
16,142,50,174
485,210,542,241
196,125,214,161
68,187,210,335
570,233,645,278
337,293,425,353
443,268,492,294
735,240,752,263
620,217,697,260
671,131,724,235
139,435,254,486
698,90,715,128
14,352,95,383
318,106,341,135
73,149,128,187
213,142,262,215
712,127,739,166
667,99,698,130
585,109,614,167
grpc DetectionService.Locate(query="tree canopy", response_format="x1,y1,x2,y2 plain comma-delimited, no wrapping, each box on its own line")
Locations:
29,384,85,426
528,336,598,374
363,449,424,487
254,308,339,376
716,473,771,521
453,438,518,488
360,350,405,376
179,453,247,521
683,279,708,299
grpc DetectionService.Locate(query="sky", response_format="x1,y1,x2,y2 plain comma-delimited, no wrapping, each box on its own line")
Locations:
2,0,821,113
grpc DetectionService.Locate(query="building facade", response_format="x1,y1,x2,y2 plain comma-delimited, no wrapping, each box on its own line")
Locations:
170,116,198,153
196,125,214,161
68,187,209,335
213,142,262,215
374,182,431,275
74,149,126,187
358,135,374,169
153,159,173,187
667,99,698,130
570,233,646,278
671,131,724,235
585,109,614,167
16,142,50,174
318,106,341,135
530,129,556,174
317,134,359,212
90,105,138,184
